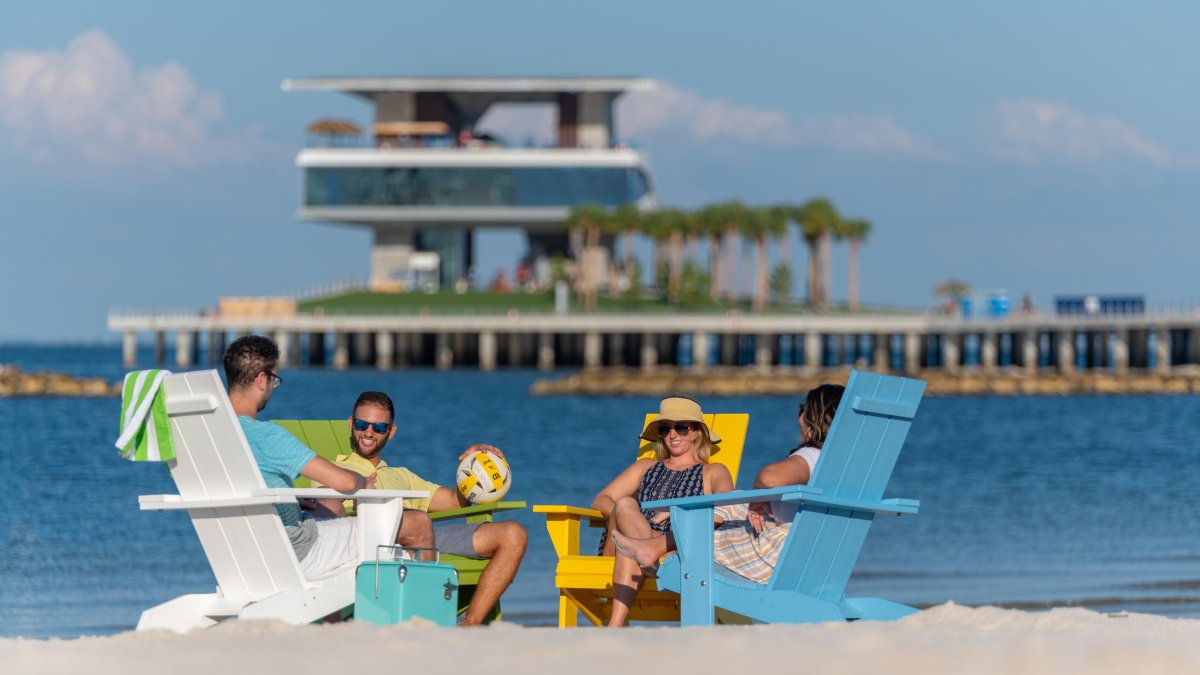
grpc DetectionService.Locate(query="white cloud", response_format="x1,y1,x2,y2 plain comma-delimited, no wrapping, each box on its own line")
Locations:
992,98,1171,165
0,30,259,167
478,82,947,159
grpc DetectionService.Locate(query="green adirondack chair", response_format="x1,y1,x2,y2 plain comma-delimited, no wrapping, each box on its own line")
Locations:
274,419,525,623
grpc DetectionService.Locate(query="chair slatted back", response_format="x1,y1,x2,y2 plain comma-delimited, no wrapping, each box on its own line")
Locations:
770,371,925,599
162,370,308,600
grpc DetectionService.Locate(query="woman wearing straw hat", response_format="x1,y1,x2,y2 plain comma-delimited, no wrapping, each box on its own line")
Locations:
591,396,734,627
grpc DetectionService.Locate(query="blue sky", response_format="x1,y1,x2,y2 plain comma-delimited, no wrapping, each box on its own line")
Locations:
1,1,1197,341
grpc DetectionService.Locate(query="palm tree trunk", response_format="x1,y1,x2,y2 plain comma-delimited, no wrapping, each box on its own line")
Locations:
754,234,768,311
623,227,635,270
708,236,722,303
668,230,683,304
849,239,860,310
819,230,833,308
806,244,818,307
586,224,601,310
725,227,739,303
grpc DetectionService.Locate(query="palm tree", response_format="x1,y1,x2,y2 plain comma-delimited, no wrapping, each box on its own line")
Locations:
614,203,641,271
745,207,787,311
564,204,607,311
770,205,793,303
795,198,841,308
841,218,872,310
641,209,672,301
698,201,748,303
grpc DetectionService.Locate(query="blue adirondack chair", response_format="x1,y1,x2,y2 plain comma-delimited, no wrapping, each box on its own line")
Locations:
644,370,925,625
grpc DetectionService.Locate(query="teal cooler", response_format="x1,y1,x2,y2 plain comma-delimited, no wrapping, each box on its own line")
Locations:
355,547,459,626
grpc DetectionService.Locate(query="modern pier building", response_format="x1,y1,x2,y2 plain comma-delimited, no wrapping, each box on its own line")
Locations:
283,77,658,289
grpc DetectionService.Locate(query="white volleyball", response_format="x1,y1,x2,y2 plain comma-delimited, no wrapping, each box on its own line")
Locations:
456,450,512,504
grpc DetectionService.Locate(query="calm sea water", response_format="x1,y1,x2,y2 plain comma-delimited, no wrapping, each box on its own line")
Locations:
3,344,1200,638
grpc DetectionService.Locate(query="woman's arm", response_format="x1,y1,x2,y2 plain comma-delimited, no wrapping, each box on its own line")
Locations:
591,459,654,518
753,454,812,489
704,463,734,494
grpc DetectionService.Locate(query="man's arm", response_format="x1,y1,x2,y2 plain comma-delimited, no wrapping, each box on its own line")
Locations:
427,485,468,512
300,455,375,494
752,454,811,489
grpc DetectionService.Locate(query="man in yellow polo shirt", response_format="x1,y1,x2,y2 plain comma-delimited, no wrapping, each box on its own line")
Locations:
332,391,528,626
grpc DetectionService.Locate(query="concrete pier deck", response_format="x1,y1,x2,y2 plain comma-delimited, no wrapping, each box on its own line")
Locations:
108,309,1200,376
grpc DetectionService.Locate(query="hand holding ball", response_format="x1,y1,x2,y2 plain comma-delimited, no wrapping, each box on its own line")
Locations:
456,449,512,504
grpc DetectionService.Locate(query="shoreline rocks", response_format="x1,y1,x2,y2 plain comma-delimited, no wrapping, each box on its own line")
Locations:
0,365,120,397
531,367,1200,397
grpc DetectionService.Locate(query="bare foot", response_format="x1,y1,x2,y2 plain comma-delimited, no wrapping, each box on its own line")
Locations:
612,531,659,572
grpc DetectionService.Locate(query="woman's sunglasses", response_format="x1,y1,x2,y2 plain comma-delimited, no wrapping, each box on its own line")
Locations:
352,419,391,434
657,422,695,437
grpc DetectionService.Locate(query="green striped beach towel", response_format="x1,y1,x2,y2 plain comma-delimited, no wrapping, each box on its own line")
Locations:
116,369,175,462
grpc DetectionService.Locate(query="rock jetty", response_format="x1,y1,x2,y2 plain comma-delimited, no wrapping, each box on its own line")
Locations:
0,365,120,397
531,367,1200,397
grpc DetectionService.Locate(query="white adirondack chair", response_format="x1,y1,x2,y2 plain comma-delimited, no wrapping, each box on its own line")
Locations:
136,370,427,633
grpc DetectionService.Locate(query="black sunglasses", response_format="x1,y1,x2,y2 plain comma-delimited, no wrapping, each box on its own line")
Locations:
264,371,282,389
657,422,695,437
352,418,391,434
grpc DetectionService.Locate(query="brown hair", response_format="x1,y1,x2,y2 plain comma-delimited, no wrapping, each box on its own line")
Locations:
353,391,395,422
222,335,279,389
800,384,844,449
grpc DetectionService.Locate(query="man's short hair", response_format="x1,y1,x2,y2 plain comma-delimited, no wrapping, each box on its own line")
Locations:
353,391,395,422
223,335,279,389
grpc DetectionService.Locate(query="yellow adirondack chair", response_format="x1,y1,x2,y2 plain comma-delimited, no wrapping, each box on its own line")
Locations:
274,419,526,623
532,413,748,627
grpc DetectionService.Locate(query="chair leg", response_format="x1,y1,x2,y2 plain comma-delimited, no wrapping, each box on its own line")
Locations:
558,593,578,628
840,597,919,621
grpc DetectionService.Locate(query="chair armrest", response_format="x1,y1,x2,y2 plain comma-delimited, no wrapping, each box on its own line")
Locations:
532,504,607,559
430,501,527,524
252,488,429,501
531,504,606,521
780,492,919,516
641,485,822,512
140,494,296,511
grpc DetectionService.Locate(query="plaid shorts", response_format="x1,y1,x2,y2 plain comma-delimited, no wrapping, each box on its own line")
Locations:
712,503,790,584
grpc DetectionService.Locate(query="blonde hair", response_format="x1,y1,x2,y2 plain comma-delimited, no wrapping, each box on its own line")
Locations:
653,423,714,462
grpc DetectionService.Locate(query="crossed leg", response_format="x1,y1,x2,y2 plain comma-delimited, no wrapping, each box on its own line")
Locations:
607,495,665,627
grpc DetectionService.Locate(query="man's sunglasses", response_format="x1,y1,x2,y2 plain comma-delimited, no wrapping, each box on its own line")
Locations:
657,422,695,437
352,419,391,434
264,371,282,389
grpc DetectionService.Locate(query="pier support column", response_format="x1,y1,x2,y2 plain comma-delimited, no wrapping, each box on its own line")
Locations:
154,331,166,366
123,330,138,368
1022,331,1038,374
176,331,194,369
333,333,350,370
1113,329,1129,375
1190,329,1200,366
584,332,603,369
479,331,497,372
692,332,710,372
640,333,658,372
803,332,822,372
903,333,921,374
755,334,773,373
607,333,625,367
537,333,555,372
980,333,997,372
273,331,293,368
873,334,889,370
436,333,453,371
941,334,960,373
376,331,394,370
1156,328,1171,374
1057,331,1075,374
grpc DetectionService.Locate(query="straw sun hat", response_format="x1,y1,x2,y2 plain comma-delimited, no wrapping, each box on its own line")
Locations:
639,396,722,444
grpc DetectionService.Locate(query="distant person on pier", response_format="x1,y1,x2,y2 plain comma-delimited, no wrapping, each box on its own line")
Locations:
223,335,423,581
488,269,511,293
591,396,734,627
610,384,845,603
319,390,528,626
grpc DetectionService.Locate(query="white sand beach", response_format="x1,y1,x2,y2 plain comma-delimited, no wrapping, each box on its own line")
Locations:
6,604,1199,675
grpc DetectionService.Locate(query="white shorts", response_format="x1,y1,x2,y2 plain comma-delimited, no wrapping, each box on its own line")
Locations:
298,518,360,579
